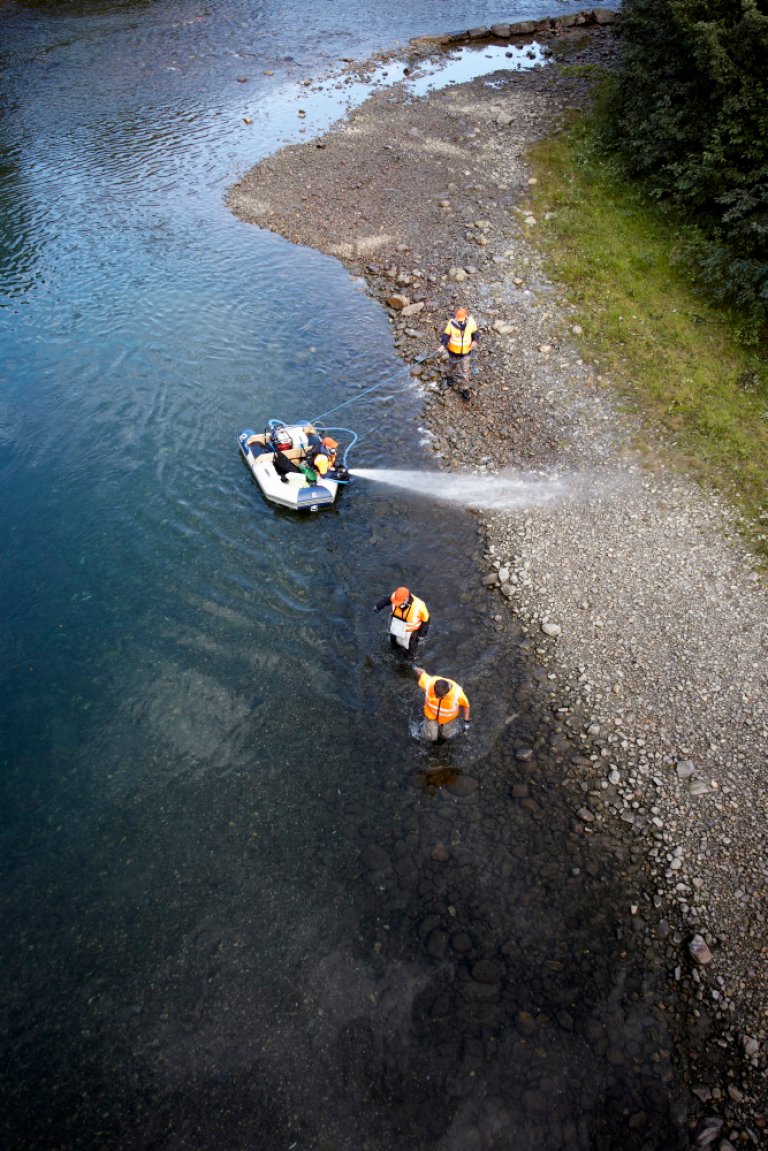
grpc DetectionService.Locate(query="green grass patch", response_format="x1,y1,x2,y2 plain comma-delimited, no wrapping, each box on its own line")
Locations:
524,108,768,559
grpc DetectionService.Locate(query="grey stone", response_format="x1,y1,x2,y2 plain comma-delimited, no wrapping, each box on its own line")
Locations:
361,843,391,873
688,933,713,966
690,1116,723,1149
427,929,448,958
515,1010,537,1035
448,775,479,797
472,958,503,984
689,779,711,796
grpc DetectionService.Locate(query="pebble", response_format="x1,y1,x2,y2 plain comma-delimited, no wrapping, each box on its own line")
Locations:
688,934,714,966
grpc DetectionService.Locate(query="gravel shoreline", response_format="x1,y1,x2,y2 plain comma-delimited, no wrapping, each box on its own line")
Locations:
228,17,767,1141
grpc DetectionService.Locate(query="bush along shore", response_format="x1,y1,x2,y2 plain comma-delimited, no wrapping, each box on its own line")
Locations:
228,12,767,1144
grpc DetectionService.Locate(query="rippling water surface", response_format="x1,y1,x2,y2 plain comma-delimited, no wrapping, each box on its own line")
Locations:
0,4,689,1150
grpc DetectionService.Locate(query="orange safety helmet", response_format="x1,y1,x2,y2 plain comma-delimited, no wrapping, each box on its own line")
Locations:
322,436,338,450
391,586,410,606
455,307,467,321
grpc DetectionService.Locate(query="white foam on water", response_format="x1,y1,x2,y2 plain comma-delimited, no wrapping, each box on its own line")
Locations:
349,467,569,511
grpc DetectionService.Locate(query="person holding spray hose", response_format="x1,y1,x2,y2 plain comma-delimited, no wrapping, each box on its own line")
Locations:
440,305,479,401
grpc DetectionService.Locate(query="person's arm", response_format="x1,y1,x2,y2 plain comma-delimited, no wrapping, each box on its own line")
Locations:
417,602,430,635
413,666,426,680
374,595,391,612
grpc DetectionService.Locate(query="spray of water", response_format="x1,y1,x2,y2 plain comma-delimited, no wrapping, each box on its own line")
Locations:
349,467,569,511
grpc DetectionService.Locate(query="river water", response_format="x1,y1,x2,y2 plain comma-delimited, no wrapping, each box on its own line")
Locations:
1,4,691,1150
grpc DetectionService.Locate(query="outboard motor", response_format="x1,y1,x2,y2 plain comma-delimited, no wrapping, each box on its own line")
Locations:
268,424,293,452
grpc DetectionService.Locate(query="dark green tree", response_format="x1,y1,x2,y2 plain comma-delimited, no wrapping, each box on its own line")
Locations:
608,0,768,328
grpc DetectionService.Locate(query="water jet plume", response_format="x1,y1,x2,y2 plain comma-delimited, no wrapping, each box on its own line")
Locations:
349,467,568,511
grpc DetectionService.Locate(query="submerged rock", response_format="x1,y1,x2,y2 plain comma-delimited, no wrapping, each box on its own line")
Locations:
688,933,714,966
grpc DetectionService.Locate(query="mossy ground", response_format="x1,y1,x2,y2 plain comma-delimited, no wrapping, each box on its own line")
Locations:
524,77,768,558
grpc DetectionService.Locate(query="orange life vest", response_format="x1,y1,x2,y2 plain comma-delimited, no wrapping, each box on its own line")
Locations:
443,316,478,355
418,672,469,724
391,594,429,634
322,437,338,466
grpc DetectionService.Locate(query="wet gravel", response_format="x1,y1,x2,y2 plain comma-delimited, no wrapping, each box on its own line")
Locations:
228,15,768,1145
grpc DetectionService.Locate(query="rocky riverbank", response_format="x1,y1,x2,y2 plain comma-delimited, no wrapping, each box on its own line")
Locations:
228,12,767,1144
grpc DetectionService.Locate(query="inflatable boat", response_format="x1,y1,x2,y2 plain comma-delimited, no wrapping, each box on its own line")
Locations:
238,420,352,511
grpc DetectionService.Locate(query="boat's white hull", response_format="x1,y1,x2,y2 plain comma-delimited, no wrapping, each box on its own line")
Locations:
238,428,341,511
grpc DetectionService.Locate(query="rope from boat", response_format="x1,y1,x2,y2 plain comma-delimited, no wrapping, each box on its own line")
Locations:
311,352,437,424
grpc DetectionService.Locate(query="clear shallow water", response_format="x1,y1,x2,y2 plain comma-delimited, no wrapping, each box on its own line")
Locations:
0,3,688,1149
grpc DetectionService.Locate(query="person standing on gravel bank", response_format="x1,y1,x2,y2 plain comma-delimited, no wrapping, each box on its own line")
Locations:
412,666,470,742
440,306,478,400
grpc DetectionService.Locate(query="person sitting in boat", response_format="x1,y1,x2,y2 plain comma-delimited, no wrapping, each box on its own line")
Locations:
273,447,303,484
374,586,430,656
322,436,338,467
319,436,350,481
303,432,349,482
268,426,305,484
296,432,328,484
267,424,321,485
